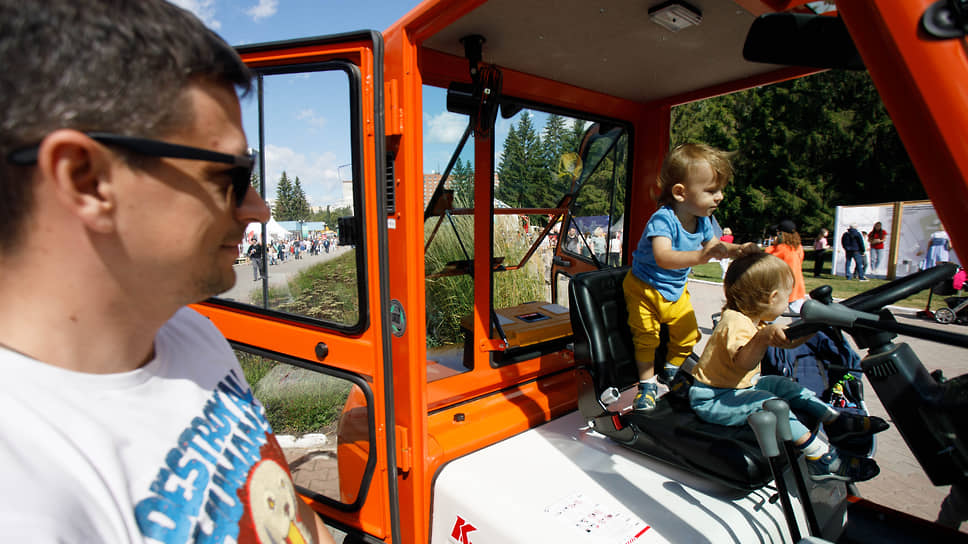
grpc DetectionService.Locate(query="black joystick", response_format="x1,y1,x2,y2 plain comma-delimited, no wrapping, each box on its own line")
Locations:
764,399,822,536
810,285,834,305
749,411,802,542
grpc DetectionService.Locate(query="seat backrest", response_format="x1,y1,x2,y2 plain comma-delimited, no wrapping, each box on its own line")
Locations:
569,267,638,393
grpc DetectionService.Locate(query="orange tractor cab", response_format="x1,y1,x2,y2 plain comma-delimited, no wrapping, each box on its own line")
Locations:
195,1,968,542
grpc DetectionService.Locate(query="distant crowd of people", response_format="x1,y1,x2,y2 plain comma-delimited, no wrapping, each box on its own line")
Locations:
242,235,337,281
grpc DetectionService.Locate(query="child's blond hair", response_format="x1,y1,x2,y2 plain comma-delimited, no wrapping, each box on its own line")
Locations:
656,143,735,206
723,253,793,318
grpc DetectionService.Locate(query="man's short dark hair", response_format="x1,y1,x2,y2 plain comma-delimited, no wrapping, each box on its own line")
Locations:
0,0,252,252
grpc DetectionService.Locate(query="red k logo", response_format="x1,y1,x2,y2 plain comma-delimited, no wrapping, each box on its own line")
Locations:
450,515,477,544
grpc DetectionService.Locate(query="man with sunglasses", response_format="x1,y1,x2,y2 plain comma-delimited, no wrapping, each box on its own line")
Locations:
0,1,334,542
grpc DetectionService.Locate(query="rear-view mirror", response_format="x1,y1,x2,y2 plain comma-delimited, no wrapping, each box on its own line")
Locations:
743,13,865,71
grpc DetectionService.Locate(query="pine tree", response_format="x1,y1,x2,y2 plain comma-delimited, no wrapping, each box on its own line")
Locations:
451,158,474,206
542,114,570,202
292,176,311,220
273,171,294,220
496,118,525,205
564,119,587,157
496,112,550,209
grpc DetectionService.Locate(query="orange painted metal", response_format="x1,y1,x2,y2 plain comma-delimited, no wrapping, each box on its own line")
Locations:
195,303,377,378
388,0,488,46
732,0,813,15
419,47,645,121
197,36,398,541
242,44,364,68
382,23,433,544
662,65,821,109
425,368,580,475
426,350,576,411
625,105,671,249
471,134,495,373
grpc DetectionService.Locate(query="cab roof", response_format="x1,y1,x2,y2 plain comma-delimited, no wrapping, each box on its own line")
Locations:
420,0,787,105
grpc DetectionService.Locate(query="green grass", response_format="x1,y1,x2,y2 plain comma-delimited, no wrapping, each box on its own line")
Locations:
237,253,362,436
237,351,353,436
690,256,944,312
249,251,360,323
260,383,351,436
238,351,276,387
279,251,360,322
424,216,545,347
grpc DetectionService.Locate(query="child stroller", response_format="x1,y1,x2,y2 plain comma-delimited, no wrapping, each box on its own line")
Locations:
933,266,967,325
762,327,876,457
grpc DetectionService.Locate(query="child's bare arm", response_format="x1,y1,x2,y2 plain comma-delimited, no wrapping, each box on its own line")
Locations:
723,241,760,258
652,236,724,269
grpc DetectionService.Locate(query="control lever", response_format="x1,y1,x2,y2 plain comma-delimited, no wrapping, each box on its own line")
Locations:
800,300,880,329
599,387,620,406
764,399,822,537
749,411,802,542
785,299,882,341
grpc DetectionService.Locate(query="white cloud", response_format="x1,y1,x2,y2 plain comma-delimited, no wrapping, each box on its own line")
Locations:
297,109,327,130
263,144,344,207
246,0,279,21
423,111,467,143
170,0,221,30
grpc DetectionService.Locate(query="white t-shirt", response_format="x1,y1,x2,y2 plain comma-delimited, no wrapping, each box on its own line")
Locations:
0,307,314,543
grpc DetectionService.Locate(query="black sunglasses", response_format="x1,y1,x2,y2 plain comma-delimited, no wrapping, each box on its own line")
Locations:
7,132,255,206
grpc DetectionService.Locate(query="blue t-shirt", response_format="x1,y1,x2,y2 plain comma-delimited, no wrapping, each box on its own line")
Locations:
630,205,714,302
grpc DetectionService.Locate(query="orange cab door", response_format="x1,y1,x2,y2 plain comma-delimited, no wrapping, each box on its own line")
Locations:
192,32,400,543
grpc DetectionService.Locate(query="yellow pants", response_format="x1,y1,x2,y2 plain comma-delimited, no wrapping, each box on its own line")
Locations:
623,271,700,372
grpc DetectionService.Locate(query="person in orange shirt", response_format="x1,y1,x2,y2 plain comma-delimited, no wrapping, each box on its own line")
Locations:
765,219,808,313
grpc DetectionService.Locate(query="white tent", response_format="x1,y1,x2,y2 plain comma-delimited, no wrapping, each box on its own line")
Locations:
245,217,290,242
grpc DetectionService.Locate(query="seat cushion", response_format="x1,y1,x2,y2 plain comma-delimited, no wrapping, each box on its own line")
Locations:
570,267,638,391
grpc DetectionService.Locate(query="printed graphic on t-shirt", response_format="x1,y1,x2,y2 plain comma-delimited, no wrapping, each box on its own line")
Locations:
134,370,313,543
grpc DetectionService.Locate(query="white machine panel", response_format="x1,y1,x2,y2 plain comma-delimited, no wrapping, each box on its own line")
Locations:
431,408,820,544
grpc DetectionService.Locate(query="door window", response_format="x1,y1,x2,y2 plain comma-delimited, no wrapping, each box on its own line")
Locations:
236,349,374,507
218,66,364,332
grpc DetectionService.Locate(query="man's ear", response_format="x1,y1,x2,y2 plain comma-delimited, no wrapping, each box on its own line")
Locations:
36,130,116,232
671,183,687,202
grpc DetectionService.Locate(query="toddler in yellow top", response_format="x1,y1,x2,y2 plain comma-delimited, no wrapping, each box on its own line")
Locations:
624,143,757,411
690,253,887,482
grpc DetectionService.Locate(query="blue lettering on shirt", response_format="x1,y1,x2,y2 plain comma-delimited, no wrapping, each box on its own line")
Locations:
134,372,272,543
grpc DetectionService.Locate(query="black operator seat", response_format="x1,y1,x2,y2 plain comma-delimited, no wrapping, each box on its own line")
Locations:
568,266,773,490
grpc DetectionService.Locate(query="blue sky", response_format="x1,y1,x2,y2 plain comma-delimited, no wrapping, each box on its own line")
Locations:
172,0,419,46
171,0,531,208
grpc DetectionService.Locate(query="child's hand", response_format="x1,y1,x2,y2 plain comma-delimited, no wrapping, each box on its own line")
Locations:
757,323,796,348
702,242,728,262
735,242,760,258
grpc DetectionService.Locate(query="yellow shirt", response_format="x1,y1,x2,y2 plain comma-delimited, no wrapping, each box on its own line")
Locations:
692,309,763,389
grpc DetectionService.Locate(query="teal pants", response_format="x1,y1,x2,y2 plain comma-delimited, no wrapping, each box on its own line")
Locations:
689,375,833,439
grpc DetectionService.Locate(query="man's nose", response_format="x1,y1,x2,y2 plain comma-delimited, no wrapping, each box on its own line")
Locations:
236,187,271,224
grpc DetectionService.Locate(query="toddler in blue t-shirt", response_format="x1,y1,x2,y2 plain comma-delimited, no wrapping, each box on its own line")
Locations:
624,143,757,411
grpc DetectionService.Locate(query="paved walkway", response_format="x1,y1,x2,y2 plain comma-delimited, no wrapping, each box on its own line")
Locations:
220,245,352,305
685,278,968,532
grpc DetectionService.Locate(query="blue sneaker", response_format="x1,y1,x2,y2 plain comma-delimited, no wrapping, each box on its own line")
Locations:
825,412,889,444
633,383,658,412
807,451,880,482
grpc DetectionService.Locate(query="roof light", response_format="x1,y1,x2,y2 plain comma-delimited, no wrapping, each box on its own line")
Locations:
648,1,702,33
